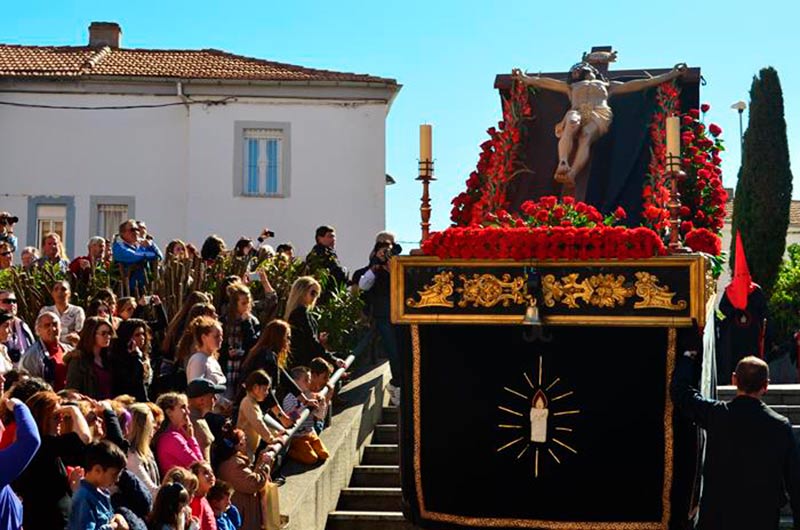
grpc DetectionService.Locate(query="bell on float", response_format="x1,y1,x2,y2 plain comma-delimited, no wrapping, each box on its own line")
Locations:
523,303,541,326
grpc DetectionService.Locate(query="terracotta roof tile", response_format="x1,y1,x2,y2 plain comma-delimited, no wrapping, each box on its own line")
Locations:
0,45,396,84
724,191,800,226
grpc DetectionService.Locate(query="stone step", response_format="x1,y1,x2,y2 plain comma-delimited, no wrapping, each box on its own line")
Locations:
373,424,399,445
337,487,403,511
382,406,399,424
718,385,800,405
350,465,401,488
773,406,800,424
326,510,416,530
362,444,400,465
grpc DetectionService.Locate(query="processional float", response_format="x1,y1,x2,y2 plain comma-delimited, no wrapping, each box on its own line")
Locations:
391,47,726,530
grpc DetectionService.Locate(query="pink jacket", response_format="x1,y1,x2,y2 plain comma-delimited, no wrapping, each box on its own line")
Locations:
156,425,204,474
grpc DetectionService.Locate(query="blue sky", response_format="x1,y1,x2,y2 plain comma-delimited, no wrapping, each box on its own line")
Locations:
2,0,798,248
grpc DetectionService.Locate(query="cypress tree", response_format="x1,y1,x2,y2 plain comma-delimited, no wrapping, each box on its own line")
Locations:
730,67,793,295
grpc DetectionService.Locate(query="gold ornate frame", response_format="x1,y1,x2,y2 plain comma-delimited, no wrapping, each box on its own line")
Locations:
410,325,677,530
392,256,711,328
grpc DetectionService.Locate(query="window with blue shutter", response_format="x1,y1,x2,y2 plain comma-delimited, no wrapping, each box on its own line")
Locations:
242,129,284,196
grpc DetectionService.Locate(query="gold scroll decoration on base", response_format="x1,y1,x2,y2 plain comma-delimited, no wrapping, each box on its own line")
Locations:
406,271,455,308
542,273,634,309
633,272,688,311
457,273,533,308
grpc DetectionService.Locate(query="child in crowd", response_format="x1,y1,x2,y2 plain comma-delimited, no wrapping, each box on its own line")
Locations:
207,481,242,530
236,370,285,461
308,358,333,434
189,461,218,530
282,366,330,465
149,482,195,530
160,467,201,529
69,440,130,530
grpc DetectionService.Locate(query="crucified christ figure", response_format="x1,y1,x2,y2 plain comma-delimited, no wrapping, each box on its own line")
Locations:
512,61,687,193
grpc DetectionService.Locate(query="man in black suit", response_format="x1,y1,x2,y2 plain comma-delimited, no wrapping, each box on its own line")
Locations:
672,353,800,529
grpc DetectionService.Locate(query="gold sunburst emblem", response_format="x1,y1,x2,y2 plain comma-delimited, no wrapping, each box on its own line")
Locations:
496,356,579,478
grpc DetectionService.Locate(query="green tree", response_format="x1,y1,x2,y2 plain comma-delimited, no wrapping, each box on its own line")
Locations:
730,67,793,295
769,244,800,344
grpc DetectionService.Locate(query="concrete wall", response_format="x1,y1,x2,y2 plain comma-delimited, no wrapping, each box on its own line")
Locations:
0,91,388,269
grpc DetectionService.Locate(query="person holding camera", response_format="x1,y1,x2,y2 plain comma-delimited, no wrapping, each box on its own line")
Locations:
112,219,163,293
358,237,402,405
0,212,19,253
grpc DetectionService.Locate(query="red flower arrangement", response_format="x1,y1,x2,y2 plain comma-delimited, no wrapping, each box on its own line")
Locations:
684,227,722,255
422,225,665,261
428,196,664,260
643,83,726,255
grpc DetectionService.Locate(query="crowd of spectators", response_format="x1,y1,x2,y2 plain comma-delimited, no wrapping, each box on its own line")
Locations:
0,212,402,530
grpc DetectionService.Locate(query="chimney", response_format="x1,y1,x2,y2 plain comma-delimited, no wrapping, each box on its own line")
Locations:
88,22,122,48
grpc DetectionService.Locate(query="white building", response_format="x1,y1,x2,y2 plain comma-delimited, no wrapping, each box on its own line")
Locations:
0,22,400,269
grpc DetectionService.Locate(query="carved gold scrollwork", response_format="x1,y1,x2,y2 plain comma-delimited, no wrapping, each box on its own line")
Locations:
406,271,455,308
456,273,533,308
633,271,687,311
542,273,634,309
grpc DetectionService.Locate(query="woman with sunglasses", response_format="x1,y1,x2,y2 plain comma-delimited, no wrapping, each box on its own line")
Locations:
65,317,116,399
0,290,34,364
284,276,346,370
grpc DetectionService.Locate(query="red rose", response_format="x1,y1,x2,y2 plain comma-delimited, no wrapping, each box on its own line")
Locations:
708,123,722,137
552,206,566,220
701,103,711,113
613,207,627,220
682,115,694,126
535,210,549,223
689,109,700,119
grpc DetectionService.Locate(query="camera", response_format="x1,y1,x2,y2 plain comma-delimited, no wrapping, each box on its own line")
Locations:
248,272,261,282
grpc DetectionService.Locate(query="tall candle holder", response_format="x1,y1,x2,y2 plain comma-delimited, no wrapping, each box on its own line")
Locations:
417,159,435,244
666,153,690,254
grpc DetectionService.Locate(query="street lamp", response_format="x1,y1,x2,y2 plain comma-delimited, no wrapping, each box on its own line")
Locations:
731,100,747,154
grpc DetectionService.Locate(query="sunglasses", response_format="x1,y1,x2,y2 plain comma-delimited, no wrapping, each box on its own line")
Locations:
0,298,16,304
0,251,12,257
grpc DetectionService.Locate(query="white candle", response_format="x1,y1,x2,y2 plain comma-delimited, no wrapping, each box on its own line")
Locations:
530,407,548,443
666,115,680,171
420,124,432,162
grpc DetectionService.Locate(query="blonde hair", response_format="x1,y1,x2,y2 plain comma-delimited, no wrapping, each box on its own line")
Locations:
154,392,188,444
42,232,68,260
284,276,321,320
161,466,199,497
127,403,155,459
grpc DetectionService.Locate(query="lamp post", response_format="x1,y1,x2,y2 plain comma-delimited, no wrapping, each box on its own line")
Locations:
731,100,747,155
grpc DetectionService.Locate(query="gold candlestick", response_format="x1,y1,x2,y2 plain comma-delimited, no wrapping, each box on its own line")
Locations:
666,153,690,254
417,159,435,244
